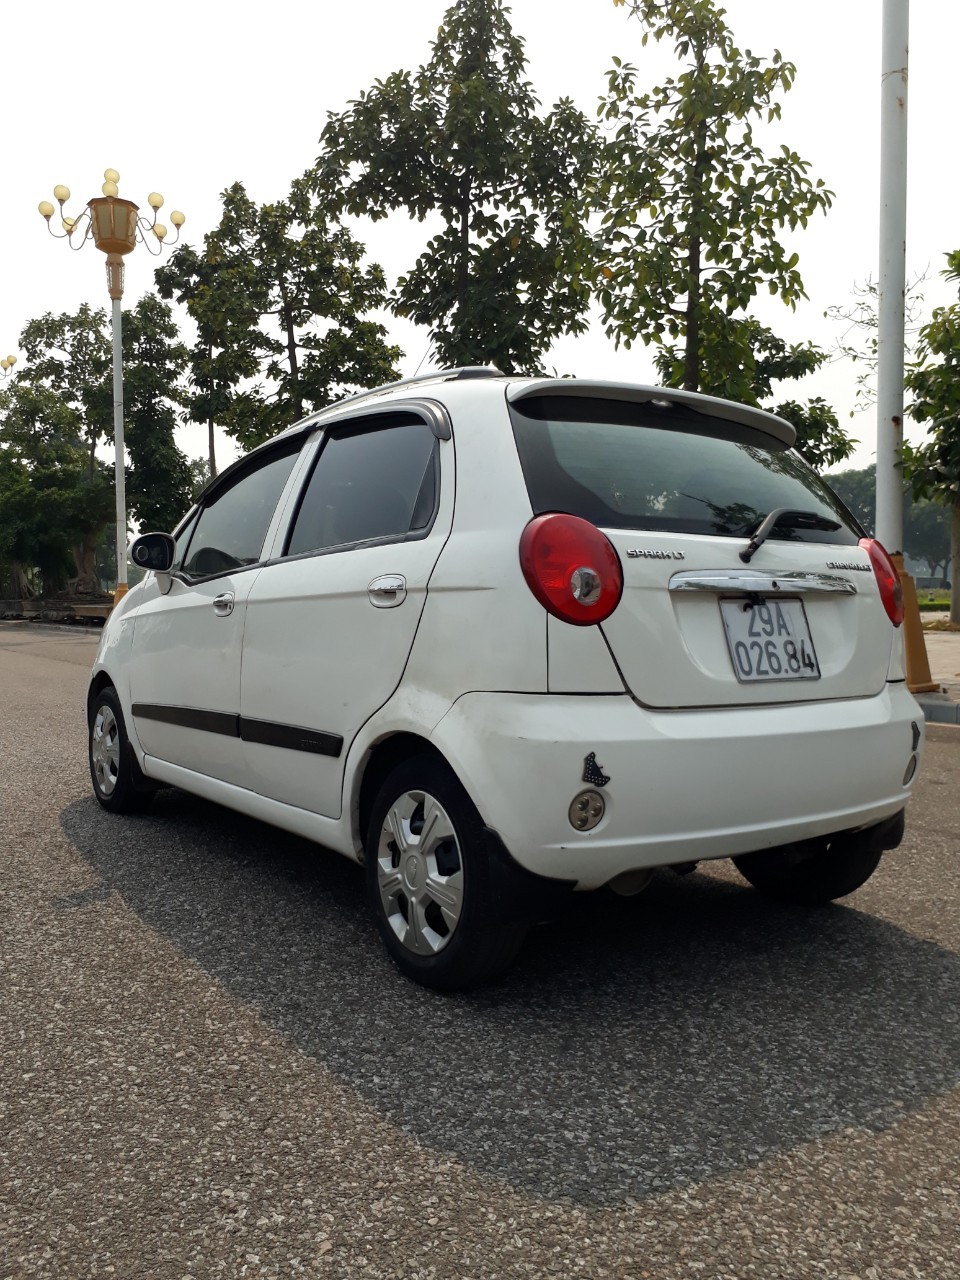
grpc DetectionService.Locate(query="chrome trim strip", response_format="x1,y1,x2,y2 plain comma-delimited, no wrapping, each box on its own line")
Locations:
667,570,857,596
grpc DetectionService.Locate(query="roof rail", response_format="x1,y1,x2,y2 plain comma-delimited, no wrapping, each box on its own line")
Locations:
326,364,505,413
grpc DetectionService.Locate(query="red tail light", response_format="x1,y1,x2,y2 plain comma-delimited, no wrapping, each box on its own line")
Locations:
520,514,623,626
859,537,904,627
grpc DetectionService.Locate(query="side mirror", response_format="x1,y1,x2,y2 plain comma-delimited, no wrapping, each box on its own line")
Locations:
130,532,175,573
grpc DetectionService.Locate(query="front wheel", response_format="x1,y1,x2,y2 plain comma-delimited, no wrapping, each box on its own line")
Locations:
88,687,155,814
365,756,526,991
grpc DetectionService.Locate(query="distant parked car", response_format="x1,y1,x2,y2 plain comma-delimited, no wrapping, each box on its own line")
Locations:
87,368,923,989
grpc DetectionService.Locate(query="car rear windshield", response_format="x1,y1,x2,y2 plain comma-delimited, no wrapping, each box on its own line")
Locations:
509,395,862,546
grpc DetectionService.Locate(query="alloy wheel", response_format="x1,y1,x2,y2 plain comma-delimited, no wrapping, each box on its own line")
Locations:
91,703,121,798
376,789,464,955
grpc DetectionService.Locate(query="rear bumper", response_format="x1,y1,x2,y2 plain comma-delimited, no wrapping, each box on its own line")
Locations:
431,683,923,888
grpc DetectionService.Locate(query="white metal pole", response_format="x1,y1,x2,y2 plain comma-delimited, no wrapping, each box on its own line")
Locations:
876,0,909,554
111,295,128,595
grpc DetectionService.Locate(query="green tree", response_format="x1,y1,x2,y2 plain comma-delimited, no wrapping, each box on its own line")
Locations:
122,294,193,532
0,308,114,594
157,179,401,451
156,238,261,478
773,397,852,473
0,299,192,594
903,250,960,621
905,499,952,581
826,273,927,416
826,465,876,532
595,0,832,392
0,387,115,597
654,316,853,469
187,457,212,502
826,463,951,580
12,304,111,477
316,0,598,374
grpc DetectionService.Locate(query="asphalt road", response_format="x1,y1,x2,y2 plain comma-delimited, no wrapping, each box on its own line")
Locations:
1,622,959,1279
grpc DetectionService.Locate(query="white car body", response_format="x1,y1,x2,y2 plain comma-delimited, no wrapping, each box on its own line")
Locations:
88,370,924,982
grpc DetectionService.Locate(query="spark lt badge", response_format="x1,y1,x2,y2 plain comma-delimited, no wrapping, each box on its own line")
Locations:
626,549,685,560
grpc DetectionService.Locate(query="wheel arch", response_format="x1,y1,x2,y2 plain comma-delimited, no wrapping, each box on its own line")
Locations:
87,670,116,726
355,732,448,855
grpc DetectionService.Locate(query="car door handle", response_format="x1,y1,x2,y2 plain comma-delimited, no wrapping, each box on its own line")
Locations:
367,575,407,608
212,592,235,617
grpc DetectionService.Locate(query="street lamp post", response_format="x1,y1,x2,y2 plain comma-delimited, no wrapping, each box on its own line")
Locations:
1,354,16,377
38,169,184,601
875,0,936,692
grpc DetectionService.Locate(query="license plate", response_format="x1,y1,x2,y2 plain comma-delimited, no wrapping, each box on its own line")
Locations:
719,598,820,683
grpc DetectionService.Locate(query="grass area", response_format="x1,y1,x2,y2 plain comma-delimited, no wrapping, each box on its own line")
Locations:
918,590,951,606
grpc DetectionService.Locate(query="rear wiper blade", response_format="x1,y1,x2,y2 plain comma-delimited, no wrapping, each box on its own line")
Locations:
740,507,842,564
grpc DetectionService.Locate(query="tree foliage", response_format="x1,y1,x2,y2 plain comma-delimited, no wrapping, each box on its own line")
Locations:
155,233,260,477
826,466,876,532
654,316,852,469
157,179,401,451
903,250,960,619
595,0,832,393
0,307,114,594
316,0,598,374
0,300,191,595
825,273,927,417
122,294,193,533
773,397,852,473
827,463,952,580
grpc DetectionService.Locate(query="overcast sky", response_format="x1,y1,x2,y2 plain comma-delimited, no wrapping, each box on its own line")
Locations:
3,0,958,474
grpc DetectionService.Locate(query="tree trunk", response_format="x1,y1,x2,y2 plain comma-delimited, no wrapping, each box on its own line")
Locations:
683,99,709,393
683,231,702,392
280,293,301,421
456,179,472,362
11,562,36,600
951,501,960,625
207,344,217,478
69,531,102,596
458,187,471,312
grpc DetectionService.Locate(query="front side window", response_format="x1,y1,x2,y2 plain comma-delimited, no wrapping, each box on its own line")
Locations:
286,415,438,557
510,395,862,546
181,442,300,578
170,511,198,572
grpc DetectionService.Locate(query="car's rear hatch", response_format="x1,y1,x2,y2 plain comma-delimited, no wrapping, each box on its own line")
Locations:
508,383,893,709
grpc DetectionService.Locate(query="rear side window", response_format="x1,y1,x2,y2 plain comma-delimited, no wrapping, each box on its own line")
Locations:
509,395,861,546
286,415,437,556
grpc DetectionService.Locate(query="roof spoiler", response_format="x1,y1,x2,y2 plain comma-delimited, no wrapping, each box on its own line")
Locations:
506,379,796,447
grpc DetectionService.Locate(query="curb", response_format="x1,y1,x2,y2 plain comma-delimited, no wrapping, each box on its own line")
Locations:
0,619,102,639
914,691,960,725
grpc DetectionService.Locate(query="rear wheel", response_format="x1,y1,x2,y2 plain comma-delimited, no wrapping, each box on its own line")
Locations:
733,834,882,905
89,686,155,814
365,756,526,991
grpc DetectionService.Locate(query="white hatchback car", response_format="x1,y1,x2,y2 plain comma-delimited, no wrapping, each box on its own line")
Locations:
88,368,923,989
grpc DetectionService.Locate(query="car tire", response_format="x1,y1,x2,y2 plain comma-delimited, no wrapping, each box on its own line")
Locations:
365,756,527,991
733,835,883,906
88,686,155,814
